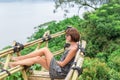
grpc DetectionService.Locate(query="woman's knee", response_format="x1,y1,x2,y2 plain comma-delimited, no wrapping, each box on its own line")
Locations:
42,47,49,53
40,47,53,57
37,47,48,53
33,56,41,62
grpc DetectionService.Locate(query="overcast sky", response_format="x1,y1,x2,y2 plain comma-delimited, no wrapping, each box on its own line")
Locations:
0,0,53,2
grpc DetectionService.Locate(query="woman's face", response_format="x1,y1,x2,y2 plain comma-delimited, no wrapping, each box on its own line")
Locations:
65,34,72,42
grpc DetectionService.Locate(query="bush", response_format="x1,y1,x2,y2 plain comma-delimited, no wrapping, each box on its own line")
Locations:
108,49,120,72
79,57,110,80
83,2,120,57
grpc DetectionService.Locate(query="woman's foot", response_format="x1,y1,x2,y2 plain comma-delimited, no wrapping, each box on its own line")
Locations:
8,62,16,68
11,57,19,61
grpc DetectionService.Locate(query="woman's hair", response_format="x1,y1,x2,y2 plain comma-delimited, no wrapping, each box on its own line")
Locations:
66,27,80,42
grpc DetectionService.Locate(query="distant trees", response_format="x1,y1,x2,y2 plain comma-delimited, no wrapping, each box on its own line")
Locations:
53,0,109,16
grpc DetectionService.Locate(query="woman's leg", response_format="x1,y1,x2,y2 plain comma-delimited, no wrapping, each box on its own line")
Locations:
12,47,52,61
11,47,53,70
10,56,49,70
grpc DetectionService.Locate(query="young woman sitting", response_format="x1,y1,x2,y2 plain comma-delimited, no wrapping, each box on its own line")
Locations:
9,27,80,79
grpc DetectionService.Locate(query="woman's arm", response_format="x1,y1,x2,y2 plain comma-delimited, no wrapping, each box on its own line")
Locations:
57,47,77,67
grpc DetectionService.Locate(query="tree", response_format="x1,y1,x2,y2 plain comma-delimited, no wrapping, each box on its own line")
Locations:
53,0,109,17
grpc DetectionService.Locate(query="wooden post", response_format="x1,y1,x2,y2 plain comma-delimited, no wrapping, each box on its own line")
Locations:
71,56,84,80
41,31,50,71
71,40,86,80
21,69,28,80
65,41,81,80
3,54,12,69
35,43,42,50
2,54,12,80
16,52,21,56
65,40,86,80
43,30,50,48
16,51,28,80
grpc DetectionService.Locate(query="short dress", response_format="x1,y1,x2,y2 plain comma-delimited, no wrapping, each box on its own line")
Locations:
49,50,75,79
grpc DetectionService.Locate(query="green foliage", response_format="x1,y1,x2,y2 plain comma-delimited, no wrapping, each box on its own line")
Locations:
108,69,120,80
6,72,23,80
78,1,120,79
30,64,41,70
108,49,120,72
82,2,120,57
80,57,120,80
96,52,108,62
21,45,37,55
79,57,111,80
109,0,120,4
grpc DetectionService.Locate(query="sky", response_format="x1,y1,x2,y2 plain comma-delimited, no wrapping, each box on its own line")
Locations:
0,0,53,2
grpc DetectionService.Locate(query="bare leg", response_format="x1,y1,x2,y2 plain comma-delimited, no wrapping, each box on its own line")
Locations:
10,56,49,70
10,47,53,70
12,47,52,61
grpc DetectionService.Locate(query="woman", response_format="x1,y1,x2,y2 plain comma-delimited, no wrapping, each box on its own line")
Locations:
10,27,80,79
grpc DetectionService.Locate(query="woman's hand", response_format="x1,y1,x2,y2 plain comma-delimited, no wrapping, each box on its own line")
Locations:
57,61,63,67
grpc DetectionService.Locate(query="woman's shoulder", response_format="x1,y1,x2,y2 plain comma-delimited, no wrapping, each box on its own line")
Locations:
70,45,78,51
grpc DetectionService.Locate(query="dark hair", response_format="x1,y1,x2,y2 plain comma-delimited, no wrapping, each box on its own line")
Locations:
66,27,80,42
